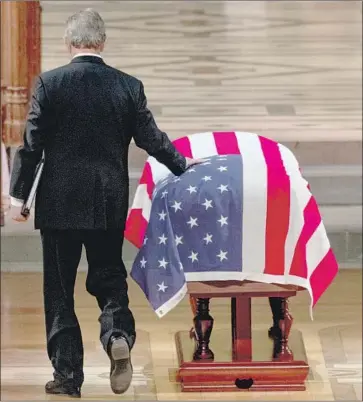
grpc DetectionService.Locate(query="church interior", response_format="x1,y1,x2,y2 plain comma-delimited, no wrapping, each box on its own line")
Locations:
1,1,362,400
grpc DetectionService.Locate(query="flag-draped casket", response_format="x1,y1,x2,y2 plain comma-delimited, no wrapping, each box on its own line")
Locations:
125,132,338,317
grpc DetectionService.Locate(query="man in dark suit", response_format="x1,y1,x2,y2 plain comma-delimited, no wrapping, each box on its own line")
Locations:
10,8,200,398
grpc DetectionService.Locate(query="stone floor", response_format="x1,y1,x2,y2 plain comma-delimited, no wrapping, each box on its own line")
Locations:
39,0,362,145
1,270,362,400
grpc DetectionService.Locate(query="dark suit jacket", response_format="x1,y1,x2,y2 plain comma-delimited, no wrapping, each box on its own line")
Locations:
9,55,186,230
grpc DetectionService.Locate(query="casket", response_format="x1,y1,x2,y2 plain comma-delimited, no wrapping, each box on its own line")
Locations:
128,132,337,318
125,131,338,392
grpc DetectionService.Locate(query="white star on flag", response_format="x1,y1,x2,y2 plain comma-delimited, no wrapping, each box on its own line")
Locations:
175,235,183,246
174,177,181,182
158,210,167,220
143,237,148,245
140,257,147,268
217,184,228,193
188,251,199,262
161,190,168,198
179,262,184,271
218,215,228,226
157,282,168,292
186,185,197,194
202,176,212,182
171,201,182,212
202,199,213,210
203,233,213,244
158,258,168,269
217,250,228,261
218,166,228,172
187,216,198,228
158,234,167,244
187,168,196,173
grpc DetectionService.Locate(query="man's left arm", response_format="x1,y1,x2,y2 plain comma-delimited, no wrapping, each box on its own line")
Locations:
9,76,50,214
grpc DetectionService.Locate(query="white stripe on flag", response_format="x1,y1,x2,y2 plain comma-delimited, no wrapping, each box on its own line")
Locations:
148,157,171,185
132,183,152,221
235,132,267,274
188,132,218,158
278,144,311,275
305,221,331,278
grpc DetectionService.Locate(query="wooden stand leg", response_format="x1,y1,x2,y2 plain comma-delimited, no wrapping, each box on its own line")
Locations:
176,292,309,392
271,297,294,361
193,298,214,361
231,297,252,361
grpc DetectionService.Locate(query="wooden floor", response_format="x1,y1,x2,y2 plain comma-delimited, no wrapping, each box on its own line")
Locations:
1,270,361,400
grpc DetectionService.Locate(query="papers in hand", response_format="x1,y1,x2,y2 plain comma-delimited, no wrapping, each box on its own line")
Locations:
21,158,44,217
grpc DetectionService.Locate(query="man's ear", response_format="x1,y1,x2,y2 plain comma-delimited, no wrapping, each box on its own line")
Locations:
64,37,72,54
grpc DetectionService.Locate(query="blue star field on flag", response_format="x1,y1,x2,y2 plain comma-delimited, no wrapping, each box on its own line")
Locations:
131,154,244,316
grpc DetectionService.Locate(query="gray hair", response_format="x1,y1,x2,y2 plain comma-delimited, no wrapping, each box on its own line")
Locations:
65,8,106,49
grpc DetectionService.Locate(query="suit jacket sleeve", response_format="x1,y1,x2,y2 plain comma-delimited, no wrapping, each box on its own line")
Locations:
132,81,187,176
9,76,49,201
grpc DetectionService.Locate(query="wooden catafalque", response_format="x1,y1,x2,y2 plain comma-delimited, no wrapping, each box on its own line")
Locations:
175,282,309,392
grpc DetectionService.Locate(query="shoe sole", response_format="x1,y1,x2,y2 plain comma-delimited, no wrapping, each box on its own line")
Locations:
110,338,133,394
45,389,81,398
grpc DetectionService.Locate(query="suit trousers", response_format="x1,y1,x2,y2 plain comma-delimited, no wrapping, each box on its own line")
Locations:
41,229,136,388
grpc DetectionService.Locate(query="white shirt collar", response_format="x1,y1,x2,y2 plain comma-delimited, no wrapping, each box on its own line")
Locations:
72,53,103,59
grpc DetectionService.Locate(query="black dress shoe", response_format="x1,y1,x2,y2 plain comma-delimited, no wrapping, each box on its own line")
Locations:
108,336,133,394
45,380,81,398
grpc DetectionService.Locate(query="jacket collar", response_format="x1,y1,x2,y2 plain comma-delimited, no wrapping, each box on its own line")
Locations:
70,54,105,64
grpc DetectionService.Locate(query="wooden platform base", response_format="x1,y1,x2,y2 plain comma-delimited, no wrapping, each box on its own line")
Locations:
176,328,309,392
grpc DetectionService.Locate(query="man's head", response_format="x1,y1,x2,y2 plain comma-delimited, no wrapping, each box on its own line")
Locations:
64,8,106,56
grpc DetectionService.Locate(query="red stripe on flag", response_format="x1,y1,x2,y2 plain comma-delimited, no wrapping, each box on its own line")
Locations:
126,136,192,248
139,162,154,199
213,132,240,154
124,209,148,248
309,248,338,306
173,136,193,157
259,136,291,276
289,196,322,279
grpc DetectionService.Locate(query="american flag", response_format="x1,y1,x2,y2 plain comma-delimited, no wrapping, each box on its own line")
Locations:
126,132,338,317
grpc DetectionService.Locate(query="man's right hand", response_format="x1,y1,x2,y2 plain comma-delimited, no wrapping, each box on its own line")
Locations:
185,157,205,169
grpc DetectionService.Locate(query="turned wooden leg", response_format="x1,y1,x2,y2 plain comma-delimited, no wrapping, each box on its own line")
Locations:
193,298,214,361
278,298,294,360
269,297,294,361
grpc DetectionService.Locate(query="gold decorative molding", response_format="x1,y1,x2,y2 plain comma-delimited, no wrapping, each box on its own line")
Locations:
3,86,28,146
